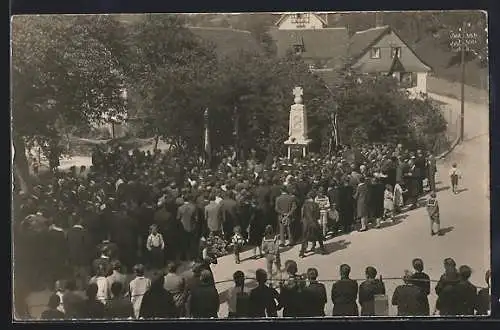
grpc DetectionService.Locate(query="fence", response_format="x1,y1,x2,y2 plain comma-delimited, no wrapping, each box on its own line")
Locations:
20,275,488,320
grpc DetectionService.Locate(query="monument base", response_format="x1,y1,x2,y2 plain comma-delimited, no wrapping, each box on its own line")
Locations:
284,139,312,159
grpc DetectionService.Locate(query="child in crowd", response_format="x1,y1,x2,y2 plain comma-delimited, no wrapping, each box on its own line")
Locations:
146,224,165,270
261,225,281,286
449,163,462,194
231,226,246,264
426,192,441,236
54,280,66,314
383,184,394,223
128,264,151,319
393,181,404,214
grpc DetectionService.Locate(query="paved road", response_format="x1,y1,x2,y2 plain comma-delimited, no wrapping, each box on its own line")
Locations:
209,94,490,318
23,95,490,319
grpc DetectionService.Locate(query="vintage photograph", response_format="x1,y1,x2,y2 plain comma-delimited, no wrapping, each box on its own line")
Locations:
11,11,490,320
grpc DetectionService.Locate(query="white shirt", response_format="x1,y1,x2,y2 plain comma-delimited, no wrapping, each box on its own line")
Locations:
129,276,151,319
449,168,461,177
147,233,165,250
95,276,110,305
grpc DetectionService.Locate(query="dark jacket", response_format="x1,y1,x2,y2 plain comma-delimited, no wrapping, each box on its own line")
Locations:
188,282,220,318
81,299,106,319
391,284,428,316
105,297,134,319
139,286,177,319
437,280,478,316
301,200,321,241
410,271,431,314
67,225,92,266
249,284,280,317
331,279,359,316
303,282,327,316
359,279,386,316
476,288,490,315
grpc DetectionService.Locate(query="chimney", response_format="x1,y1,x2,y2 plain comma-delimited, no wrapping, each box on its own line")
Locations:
375,12,384,27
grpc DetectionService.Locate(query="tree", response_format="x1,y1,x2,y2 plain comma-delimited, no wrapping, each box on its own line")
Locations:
11,15,128,191
126,14,220,154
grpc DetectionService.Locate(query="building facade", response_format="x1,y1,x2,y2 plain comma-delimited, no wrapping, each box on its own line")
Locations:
271,13,432,94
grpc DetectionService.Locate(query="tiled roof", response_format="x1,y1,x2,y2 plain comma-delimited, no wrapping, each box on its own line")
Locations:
348,25,391,61
270,27,349,65
188,27,262,58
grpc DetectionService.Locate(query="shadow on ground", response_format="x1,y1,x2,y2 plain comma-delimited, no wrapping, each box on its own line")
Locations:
323,239,351,254
439,226,455,236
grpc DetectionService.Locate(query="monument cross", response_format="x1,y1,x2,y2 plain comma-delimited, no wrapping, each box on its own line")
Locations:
292,86,303,98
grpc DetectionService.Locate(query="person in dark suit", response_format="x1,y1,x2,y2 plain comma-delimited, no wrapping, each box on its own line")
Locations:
476,270,491,315
331,264,359,316
391,270,428,316
410,258,431,315
187,270,220,318
275,186,298,247
67,218,92,290
139,272,177,319
426,153,437,193
46,219,68,287
359,266,386,316
303,268,327,317
435,258,460,297
354,176,369,231
219,191,240,242
404,158,419,209
108,206,137,272
177,195,199,261
436,265,477,316
249,269,280,317
299,192,326,258
336,179,355,234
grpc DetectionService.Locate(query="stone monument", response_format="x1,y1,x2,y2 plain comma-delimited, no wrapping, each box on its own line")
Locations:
284,86,312,159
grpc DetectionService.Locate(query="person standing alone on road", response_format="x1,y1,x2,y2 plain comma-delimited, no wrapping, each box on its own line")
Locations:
426,192,442,236
261,225,281,284
449,163,462,194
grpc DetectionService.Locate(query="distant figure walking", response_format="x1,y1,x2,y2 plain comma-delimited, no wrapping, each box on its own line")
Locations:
449,163,462,194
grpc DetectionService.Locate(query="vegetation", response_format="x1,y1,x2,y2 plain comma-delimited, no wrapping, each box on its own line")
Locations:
12,14,450,192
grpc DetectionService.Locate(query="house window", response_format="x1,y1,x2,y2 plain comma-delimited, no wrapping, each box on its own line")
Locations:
291,13,310,27
293,44,305,55
370,47,381,59
391,47,401,58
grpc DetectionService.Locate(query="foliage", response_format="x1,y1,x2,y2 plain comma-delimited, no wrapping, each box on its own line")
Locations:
125,14,220,152
332,71,447,151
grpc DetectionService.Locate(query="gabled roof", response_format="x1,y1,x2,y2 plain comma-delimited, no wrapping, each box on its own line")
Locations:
349,25,392,62
349,25,432,72
388,54,406,74
270,27,349,62
188,26,262,58
274,13,327,27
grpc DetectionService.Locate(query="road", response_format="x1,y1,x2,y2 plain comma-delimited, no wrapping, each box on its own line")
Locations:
23,94,489,319
209,93,490,317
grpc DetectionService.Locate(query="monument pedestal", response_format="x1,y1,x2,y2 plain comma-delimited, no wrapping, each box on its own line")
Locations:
284,139,312,159
284,86,312,159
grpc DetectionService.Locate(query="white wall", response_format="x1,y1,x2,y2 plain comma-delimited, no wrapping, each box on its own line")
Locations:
278,13,325,30
417,72,428,94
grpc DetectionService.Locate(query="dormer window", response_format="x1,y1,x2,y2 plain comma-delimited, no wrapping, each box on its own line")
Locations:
370,47,381,59
391,47,401,58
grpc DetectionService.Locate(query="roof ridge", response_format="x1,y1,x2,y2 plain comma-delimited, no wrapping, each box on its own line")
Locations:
354,25,390,34
187,26,252,34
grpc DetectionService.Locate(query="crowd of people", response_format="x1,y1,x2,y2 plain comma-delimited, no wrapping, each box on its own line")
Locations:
36,256,490,319
14,141,468,318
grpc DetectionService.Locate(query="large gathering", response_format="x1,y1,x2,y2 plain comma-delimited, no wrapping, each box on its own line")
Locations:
12,12,491,320
13,142,490,319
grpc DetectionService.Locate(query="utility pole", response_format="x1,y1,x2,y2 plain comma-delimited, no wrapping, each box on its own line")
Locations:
450,22,477,143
